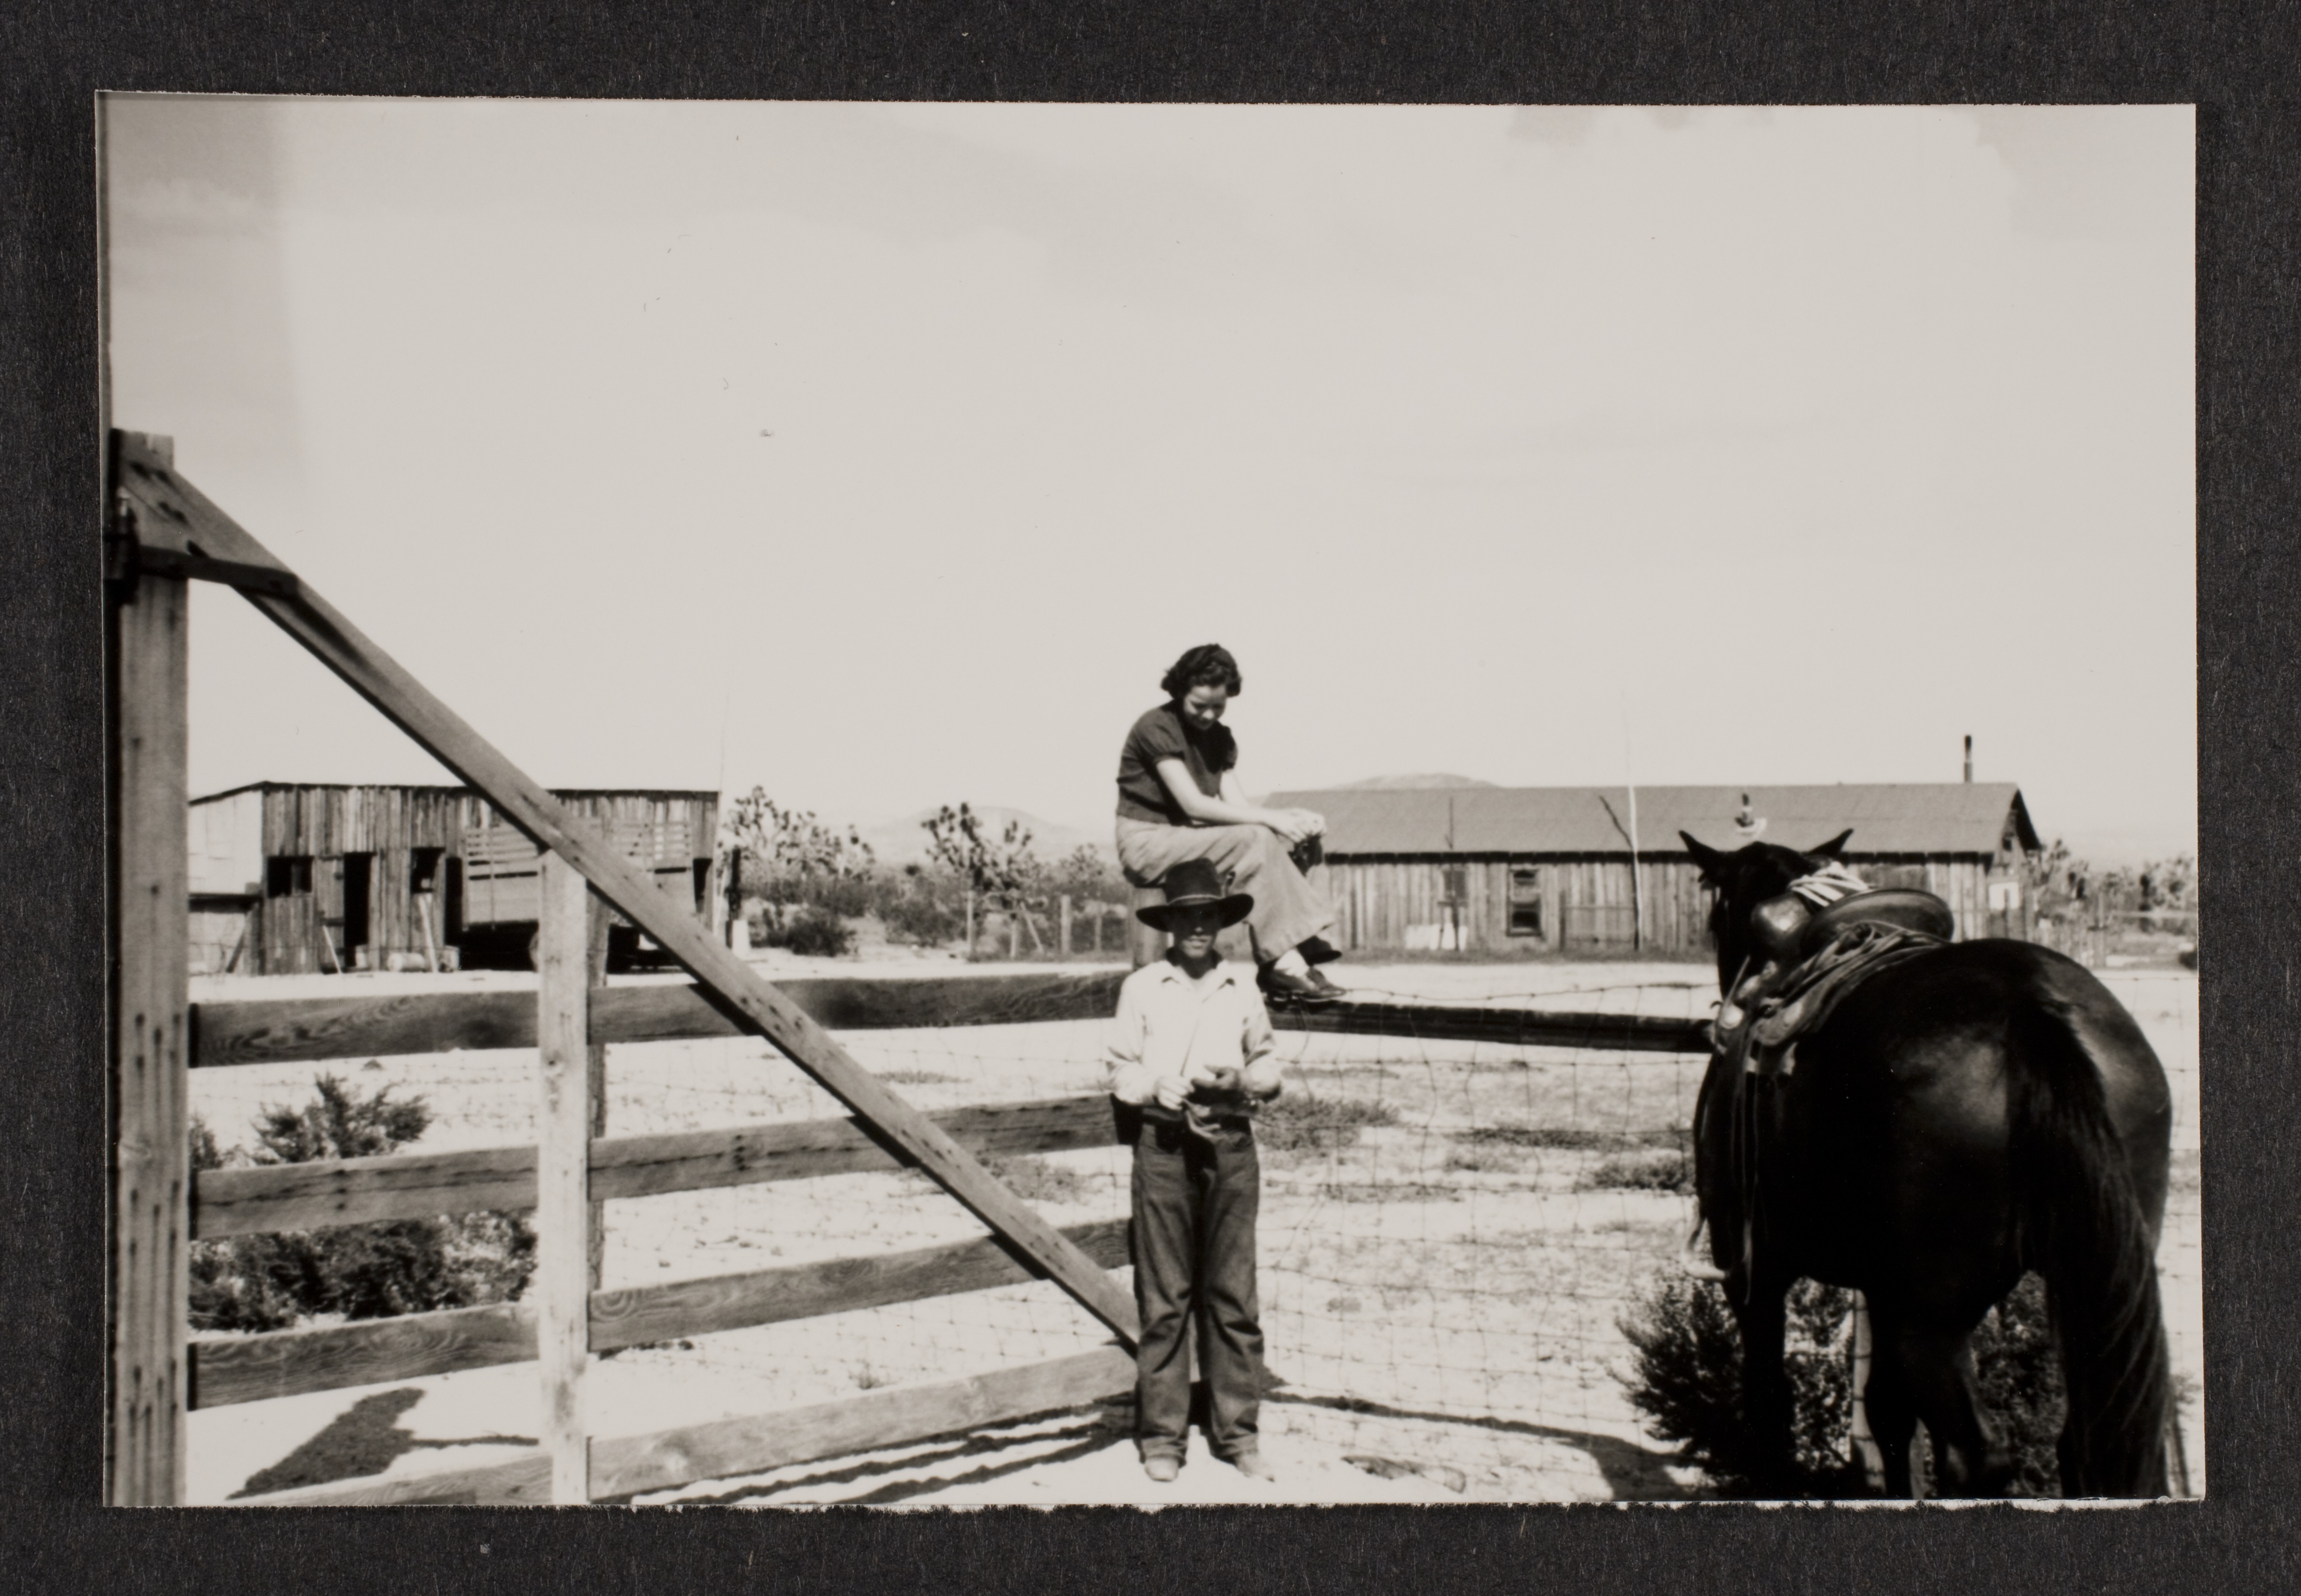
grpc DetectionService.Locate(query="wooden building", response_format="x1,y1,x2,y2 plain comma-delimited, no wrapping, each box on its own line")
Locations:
1262,783,2043,956
188,782,720,974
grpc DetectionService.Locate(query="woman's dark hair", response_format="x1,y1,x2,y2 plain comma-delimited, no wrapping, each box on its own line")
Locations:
1161,644,1242,700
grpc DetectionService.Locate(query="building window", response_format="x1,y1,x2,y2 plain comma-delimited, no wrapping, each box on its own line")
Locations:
1507,867,1543,938
410,847,444,893
265,855,313,898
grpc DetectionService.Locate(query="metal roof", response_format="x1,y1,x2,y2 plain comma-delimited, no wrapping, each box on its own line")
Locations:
1262,783,2038,858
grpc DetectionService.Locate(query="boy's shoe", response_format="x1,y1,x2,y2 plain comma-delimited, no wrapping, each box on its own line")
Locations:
1143,1455,1182,1483
1227,1448,1278,1482
1259,965,1339,1006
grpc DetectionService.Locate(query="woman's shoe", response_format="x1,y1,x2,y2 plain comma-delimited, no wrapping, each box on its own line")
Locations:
1304,967,1345,996
1260,965,1339,1006
1298,936,1343,966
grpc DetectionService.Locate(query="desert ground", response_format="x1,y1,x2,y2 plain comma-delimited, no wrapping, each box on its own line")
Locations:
183,951,2203,1506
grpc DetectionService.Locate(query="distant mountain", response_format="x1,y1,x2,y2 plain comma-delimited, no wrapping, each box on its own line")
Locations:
856,806,1115,868
1327,773,1500,791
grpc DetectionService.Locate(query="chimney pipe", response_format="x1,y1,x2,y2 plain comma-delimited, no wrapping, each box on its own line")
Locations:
1963,735,1973,784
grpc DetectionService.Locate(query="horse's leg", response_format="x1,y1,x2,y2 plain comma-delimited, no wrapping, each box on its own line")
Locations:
1861,1304,1919,1499
1734,1277,1796,1495
1895,1322,2015,1497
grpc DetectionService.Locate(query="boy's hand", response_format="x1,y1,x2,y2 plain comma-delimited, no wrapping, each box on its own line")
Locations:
1152,1074,1192,1111
1240,1060,1284,1100
1193,1066,1244,1103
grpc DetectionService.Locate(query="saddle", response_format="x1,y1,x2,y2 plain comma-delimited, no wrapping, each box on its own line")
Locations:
1694,889,1953,1295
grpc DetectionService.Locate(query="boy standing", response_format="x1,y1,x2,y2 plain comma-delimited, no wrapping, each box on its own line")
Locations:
1104,858,1284,1483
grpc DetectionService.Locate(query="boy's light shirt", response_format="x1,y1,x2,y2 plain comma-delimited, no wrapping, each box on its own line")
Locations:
1104,954,1280,1106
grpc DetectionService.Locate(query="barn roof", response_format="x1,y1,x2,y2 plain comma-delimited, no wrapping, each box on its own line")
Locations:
1262,783,2039,858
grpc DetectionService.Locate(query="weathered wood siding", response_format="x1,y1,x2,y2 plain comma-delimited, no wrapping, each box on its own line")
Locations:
1323,852,2021,955
223,787,719,974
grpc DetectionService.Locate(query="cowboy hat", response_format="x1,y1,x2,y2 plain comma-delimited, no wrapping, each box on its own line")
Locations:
1135,857,1254,930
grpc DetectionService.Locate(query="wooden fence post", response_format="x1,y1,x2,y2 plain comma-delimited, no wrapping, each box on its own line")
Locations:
537,854,595,1503
1059,894,1072,959
587,893,611,1288
1128,886,1166,969
107,508,190,1506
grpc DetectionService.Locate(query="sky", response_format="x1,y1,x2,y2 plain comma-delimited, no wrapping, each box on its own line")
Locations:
103,99,2195,865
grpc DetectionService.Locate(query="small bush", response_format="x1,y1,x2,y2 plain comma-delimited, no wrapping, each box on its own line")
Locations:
1256,1093,1399,1155
1445,1145,1523,1174
757,903,854,957
1617,1274,1862,1494
794,873,875,919
875,880,965,946
1616,1269,2065,1497
983,1154,1094,1206
1582,1150,1694,1194
189,1077,535,1336
1457,1125,1684,1154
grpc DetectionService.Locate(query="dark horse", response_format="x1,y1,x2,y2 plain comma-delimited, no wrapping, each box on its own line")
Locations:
1683,830,2174,1498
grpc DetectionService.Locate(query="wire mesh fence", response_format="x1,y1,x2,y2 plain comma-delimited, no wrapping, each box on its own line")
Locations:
183,961,2202,1502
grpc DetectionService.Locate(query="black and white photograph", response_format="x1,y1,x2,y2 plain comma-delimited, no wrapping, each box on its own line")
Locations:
99,97,2197,1507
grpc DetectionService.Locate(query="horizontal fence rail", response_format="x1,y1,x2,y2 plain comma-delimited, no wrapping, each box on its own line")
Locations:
193,1095,1122,1238
237,1345,1140,1506
192,1218,1132,1409
1270,1000,1711,1055
190,969,1132,1069
190,973,1711,1071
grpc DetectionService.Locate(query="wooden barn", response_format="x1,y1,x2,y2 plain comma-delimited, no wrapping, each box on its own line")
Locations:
1263,782,2043,956
187,782,721,975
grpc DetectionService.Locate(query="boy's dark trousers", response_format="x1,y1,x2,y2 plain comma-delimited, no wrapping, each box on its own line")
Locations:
1128,1115,1264,1462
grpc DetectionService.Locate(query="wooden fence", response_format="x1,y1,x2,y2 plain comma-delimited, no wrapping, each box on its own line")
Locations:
179,971,1704,1502
105,430,1712,1506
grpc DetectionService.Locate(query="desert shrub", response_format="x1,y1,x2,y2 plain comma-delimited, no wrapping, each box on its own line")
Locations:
789,872,874,919
245,1072,429,1162
1617,1269,2064,1497
1583,1150,1695,1194
1458,1125,1686,1153
753,902,854,957
1256,1093,1398,1155
1617,1274,1862,1494
189,1077,535,1336
983,1154,1094,1205
1445,1145,1523,1174
873,870,966,946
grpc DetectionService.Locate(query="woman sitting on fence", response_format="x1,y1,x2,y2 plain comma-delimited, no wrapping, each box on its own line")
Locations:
1114,643,1344,1005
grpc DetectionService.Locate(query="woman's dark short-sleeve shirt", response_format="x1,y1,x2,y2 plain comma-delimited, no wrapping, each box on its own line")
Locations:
1116,703,1237,825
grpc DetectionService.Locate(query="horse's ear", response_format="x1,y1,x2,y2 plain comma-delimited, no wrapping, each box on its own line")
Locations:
1810,828,1854,860
1681,831,1725,880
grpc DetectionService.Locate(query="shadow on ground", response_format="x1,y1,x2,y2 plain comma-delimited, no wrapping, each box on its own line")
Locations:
231,1389,536,1498
644,1411,1122,1506
1269,1392,1690,1500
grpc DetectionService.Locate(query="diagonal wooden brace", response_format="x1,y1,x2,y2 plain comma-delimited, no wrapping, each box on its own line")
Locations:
111,430,1140,1347
130,545,304,600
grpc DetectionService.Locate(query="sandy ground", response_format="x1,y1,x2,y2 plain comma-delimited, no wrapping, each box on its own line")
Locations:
184,956,2203,1506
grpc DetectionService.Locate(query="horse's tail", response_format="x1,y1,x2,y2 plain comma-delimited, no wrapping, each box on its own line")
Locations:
2007,998,2172,1497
